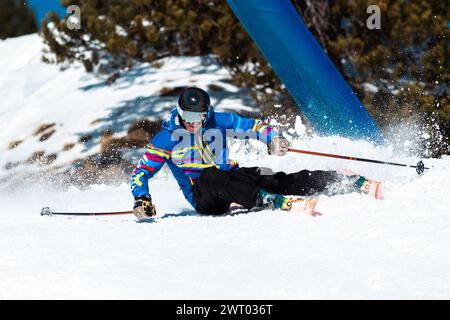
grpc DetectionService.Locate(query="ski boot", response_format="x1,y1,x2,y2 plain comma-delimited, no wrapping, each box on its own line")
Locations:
354,176,382,199
257,190,292,211
256,190,319,215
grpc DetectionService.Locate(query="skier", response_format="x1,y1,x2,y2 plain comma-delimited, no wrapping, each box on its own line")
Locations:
131,87,374,219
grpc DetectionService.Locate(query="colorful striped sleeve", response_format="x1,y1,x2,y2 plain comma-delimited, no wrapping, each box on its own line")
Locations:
130,131,172,199
250,119,277,144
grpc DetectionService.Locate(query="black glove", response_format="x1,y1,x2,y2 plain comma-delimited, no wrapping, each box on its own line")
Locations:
133,196,156,219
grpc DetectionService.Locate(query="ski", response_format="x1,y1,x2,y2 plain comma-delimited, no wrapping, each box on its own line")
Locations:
367,180,382,200
288,197,319,215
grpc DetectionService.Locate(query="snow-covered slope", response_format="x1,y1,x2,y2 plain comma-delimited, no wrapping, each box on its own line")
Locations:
0,133,449,299
0,34,257,183
1,34,449,299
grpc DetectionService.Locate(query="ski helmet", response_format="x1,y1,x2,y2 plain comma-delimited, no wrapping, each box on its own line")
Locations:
177,87,211,123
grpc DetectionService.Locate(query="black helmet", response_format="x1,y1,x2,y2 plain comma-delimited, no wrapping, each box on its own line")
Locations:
177,87,211,123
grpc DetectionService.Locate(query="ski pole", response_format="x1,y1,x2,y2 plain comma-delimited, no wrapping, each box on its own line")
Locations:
287,148,429,174
40,207,133,217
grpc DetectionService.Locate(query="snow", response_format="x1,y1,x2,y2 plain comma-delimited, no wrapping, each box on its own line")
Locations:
1,34,450,299
0,34,256,180
1,133,449,299
362,82,379,93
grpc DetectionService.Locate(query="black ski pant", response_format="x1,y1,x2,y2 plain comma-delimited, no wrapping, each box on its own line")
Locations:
191,167,341,215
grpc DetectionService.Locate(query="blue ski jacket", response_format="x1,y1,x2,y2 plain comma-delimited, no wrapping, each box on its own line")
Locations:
130,107,279,208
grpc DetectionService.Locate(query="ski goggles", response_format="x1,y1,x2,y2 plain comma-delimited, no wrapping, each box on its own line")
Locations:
177,106,209,124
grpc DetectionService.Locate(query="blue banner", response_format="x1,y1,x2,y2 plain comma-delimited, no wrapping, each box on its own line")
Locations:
227,0,383,142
